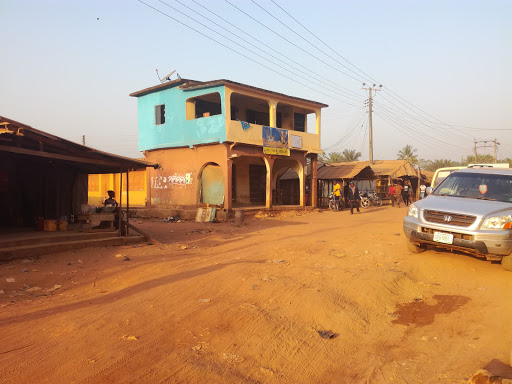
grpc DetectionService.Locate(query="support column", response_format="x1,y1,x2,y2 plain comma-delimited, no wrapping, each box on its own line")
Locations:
299,162,306,207
311,154,318,208
223,158,233,211
264,157,274,209
268,100,277,127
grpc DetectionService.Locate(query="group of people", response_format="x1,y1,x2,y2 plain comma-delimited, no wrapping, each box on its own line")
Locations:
333,180,361,214
332,180,428,212
388,181,427,207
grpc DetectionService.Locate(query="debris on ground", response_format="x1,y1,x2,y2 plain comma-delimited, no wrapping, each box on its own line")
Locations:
47,284,62,293
121,335,139,341
163,216,183,223
467,369,512,384
222,353,245,364
199,298,211,303
6,278,15,283
317,330,337,339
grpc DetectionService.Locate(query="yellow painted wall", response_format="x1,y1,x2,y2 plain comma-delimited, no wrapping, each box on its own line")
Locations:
88,170,147,207
224,86,322,153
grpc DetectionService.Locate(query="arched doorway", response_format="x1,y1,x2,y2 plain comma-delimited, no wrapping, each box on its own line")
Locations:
200,163,224,205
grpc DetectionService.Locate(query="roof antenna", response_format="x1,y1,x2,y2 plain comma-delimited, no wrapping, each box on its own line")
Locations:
155,69,162,82
159,70,176,83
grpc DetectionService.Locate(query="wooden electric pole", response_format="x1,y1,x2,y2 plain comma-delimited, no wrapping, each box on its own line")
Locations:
362,83,382,165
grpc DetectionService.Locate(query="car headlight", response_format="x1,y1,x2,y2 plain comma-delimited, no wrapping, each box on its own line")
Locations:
481,215,512,229
407,204,418,218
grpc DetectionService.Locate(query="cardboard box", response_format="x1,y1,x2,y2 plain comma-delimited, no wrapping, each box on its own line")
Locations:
44,220,57,232
58,220,67,231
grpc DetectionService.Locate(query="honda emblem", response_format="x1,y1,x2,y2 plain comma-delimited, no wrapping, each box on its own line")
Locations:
444,215,452,222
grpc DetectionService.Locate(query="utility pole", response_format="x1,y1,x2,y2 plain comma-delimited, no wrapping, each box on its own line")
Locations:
493,139,500,163
82,135,85,146
362,83,382,165
474,139,500,163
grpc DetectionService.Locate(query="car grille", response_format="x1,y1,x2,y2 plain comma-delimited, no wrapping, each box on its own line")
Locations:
423,210,476,227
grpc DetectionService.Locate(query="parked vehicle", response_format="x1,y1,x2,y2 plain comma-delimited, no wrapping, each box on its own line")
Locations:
431,163,510,189
403,168,512,271
360,190,382,208
328,193,344,211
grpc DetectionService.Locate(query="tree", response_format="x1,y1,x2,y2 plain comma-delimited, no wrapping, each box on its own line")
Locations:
397,145,419,164
420,159,460,172
320,151,344,163
462,154,495,165
341,149,362,162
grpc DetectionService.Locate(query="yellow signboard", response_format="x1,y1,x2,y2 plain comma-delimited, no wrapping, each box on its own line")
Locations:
262,126,290,156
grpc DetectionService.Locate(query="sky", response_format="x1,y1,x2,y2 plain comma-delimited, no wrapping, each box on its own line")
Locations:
1,0,511,162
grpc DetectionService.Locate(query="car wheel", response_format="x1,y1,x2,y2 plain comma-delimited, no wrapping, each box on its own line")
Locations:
501,255,512,271
407,241,426,254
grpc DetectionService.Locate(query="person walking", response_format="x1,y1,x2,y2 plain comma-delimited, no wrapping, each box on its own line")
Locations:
420,183,426,199
388,183,395,207
347,181,361,214
393,183,403,208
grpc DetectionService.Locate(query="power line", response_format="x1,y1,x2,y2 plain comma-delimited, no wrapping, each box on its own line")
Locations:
251,0,368,84
171,0,365,103
268,0,377,85
224,0,366,95
136,0,361,106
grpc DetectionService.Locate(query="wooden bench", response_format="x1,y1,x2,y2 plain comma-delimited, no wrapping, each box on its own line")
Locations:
77,213,116,232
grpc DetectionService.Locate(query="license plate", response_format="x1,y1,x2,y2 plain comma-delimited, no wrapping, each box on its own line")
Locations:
433,232,453,244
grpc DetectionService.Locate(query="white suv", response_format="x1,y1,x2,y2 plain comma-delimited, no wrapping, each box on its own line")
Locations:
403,168,512,271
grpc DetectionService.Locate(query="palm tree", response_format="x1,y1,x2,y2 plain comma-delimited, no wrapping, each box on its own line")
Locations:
341,149,362,162
320,151,344,163
397,145,419,164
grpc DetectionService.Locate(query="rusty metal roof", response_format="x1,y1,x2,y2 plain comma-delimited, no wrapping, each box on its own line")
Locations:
316,160,420,180
317,162,375,180
0,116,157,173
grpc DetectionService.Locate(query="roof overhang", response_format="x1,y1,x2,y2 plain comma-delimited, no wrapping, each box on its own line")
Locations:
0,116,157,173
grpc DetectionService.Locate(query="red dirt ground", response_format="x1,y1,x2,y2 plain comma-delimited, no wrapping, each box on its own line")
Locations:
0,206,511,383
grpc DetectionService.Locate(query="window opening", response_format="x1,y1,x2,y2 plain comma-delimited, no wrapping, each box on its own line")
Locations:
155,104,165,125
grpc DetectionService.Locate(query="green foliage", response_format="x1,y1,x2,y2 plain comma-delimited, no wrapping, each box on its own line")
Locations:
420,159,460,172
397,145,419,164
320,149,361,163
319,152,344,163
341,149,362,162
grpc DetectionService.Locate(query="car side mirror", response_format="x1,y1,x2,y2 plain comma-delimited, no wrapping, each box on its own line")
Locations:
426,187,433,195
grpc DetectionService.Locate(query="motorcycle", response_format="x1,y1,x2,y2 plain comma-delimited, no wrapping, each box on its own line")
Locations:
360,190,383,208
328,193,344,211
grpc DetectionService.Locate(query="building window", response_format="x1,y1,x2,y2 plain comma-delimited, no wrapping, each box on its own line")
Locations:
294,113,305,132
186,92,222,120
155,104,165,125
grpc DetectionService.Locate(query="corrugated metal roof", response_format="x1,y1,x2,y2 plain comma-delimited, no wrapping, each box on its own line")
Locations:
0,116,157,173
317,160,419,179
317,162,374,179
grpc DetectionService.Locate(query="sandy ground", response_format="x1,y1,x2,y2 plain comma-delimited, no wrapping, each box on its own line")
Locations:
0,206,511,384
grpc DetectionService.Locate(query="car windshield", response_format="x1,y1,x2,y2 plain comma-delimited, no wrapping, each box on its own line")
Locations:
433,173,512,203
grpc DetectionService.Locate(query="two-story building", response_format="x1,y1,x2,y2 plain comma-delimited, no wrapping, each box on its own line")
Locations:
130,78,327,212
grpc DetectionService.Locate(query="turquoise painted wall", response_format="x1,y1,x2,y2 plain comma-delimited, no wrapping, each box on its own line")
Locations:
137,85,226,151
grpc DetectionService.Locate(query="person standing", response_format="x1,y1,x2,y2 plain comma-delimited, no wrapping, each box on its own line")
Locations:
393,183,403,208
333,180,342,209
402,182,410,206
347,181,361,214
420,183,426,199
388,183,396,207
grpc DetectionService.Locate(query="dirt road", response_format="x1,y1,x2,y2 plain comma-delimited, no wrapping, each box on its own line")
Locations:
1,206,511,383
